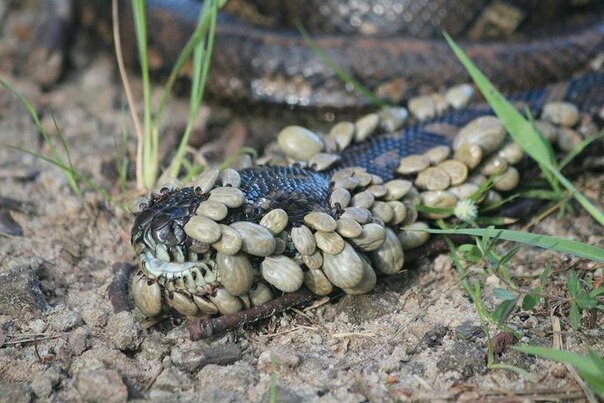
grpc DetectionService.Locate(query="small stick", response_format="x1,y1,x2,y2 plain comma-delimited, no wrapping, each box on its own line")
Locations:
187,288,316,340
551,316,598,403
108,263,135,313
186,236,468,341
112,0,144,189
0,196,36,214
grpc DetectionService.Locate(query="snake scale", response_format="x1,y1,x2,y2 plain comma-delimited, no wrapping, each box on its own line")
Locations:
119,0,604,334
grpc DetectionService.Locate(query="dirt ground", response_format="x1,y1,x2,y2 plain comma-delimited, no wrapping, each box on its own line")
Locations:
0,3,602,402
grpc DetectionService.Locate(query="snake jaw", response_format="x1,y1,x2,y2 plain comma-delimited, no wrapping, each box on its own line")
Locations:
139,250,215,282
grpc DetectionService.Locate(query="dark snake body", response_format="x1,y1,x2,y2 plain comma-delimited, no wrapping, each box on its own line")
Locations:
118,1,604,330
129,72,604,335
133,73,604,244
40,0,604,112
130,0,604,112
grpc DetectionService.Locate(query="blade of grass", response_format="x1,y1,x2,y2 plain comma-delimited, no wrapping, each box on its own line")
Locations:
415,204,453,216
444,33,604,225
514,346,602,378
423,227,604,262
114,115,131,193
6,145,115,204
478,195,519,213
559,132,604,170
296,21,387,108
49,114,82,199
168,0,219,177
475,216,517,225
112,0,144,189
152,3,218,130
1,80,62,162
1,79,83,200
217,147,258,170
1,79,126,208
548,169,604,224
443,33,553,165
131,0,156,189
515,189,565,200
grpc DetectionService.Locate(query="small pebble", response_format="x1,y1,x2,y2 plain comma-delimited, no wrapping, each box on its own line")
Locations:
48,308,82,332
171,344,242,372
31,367,61,398
75,370,128,403
105,311,142,351
258,349,300,371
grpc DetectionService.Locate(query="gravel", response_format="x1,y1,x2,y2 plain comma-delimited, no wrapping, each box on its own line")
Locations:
0,264,48,319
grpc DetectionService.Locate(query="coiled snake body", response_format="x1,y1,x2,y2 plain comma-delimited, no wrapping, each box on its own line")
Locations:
131,0,604,110
125,0,604,332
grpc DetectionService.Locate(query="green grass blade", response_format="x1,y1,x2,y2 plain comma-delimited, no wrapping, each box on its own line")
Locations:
443,33,604,225
577,372,604,397
131,0,156,189
474,216,516,226
49,113,82,196
5,146,80,179
548,169,604,225
443,33,553,166
415,204,453,216
588,349,604,374
514,346,602,377
296,22,387,108
1,79,83,199
559,132,604,170
478,195,519,213
5,145,81,199
1,80,63,163
169,0,218,178
515,346,604,397
218,147,258,170
422,227,604,262
1,80,42,128
515,189,565,201
6,145,115,204
115,115,131,193
152,13,214,129
567,271,580,297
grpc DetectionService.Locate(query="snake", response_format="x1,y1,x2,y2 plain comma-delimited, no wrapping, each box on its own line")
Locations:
114,0,604,332
61,0,601,113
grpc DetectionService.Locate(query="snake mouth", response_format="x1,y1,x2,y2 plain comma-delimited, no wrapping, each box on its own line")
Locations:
138,250,219,294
